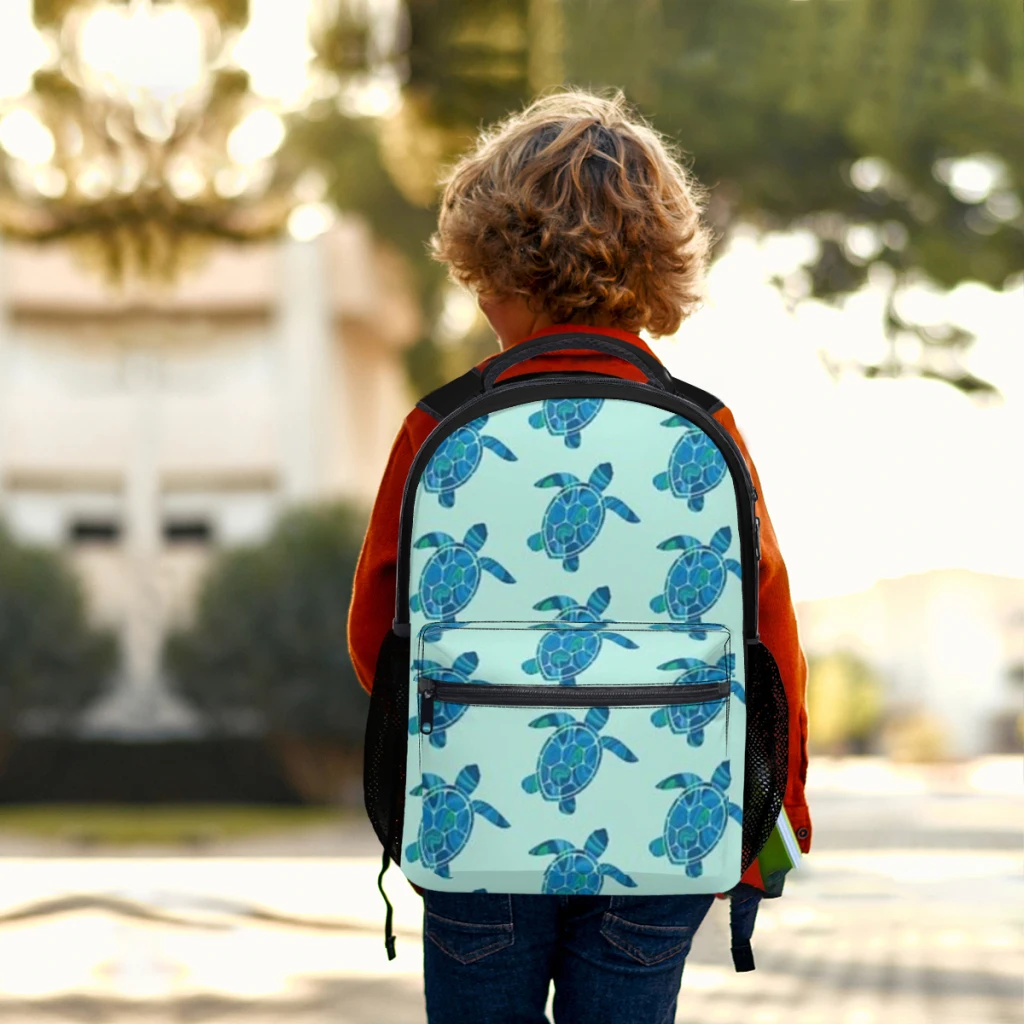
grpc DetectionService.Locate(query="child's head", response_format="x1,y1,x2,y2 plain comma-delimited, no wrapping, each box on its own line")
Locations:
432,88,712,344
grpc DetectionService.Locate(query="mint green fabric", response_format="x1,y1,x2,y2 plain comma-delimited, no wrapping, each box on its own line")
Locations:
401,398,746,895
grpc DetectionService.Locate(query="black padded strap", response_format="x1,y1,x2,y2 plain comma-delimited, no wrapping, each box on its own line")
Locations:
670,375,724,415
728,883,762,973
416,367,483,420
416,360,724,422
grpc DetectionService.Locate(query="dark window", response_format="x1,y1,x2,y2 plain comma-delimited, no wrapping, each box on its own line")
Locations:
163,518,213,544
69,519,122,544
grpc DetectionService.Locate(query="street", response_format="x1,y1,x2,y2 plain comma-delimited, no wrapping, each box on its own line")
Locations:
0,757,1020,1023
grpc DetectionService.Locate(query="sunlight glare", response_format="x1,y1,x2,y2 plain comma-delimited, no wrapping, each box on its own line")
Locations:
227,109,286,165
232,0,316,109
287,202,335,241
933,154,1007,204
78,3,206,102
0,108,55,165
0,0,53,100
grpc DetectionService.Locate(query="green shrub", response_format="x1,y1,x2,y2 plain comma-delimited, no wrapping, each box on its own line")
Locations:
165,504,370,744
0,526,116,732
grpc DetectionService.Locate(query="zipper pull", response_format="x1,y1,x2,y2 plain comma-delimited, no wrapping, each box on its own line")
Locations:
754,516,761,562
419,681,435,735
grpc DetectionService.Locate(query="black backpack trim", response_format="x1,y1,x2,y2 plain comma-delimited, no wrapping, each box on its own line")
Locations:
417,364,725,422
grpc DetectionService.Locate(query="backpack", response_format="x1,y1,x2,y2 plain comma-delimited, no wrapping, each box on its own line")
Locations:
363,332,789,968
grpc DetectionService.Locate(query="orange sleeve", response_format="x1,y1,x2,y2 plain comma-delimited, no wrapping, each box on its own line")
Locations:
347,423,417,693
715,406,812,856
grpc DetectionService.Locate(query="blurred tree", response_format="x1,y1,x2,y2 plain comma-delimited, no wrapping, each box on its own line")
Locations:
164,504,369,746
806,650,884,755
303,0,1021,397
300,0,551,394
0,526,116,733
561,0,1023,398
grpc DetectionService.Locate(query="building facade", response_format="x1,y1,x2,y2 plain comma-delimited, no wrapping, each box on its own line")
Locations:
0,222,419,737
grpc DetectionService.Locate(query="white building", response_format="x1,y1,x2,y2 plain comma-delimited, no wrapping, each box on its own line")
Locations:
796,569,1024,757
0,222,419,737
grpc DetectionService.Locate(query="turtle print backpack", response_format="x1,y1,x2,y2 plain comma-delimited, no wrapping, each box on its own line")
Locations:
364,333,789,966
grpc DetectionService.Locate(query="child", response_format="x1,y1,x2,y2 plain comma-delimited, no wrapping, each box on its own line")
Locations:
349,88,810,1024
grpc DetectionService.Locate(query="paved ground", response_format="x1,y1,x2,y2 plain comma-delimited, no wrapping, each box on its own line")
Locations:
0,757,1021,1024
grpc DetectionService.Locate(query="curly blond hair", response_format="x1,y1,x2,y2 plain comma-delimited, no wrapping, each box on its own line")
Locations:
431,89,712,337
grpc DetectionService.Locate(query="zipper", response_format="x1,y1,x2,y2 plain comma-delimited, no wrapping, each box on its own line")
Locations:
395,376,759,641
417,679,731,735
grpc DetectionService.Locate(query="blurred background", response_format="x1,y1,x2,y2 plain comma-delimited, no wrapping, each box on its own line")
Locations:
0,0,1020,1021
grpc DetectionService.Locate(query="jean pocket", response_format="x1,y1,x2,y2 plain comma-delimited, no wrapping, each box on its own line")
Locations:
424,892,514,965
600,894,712,967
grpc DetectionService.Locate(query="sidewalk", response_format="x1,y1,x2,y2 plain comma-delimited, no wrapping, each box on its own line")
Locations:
0,757,1020,1023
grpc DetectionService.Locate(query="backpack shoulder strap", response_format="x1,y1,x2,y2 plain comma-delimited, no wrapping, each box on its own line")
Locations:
729,883,763,972
670,375,725,416
416,367,483,421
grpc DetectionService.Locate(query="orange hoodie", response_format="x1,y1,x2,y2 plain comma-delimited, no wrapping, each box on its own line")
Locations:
348,325,812,883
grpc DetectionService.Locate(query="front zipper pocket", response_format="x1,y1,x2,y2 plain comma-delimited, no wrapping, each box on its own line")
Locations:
403,619,747,893
418,680,731,734
412,619,737,740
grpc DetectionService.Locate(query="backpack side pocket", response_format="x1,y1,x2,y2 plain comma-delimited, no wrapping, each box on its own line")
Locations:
363,628,410,863
741,640,789,871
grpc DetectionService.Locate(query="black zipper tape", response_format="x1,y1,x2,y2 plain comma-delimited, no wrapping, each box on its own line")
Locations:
417,680,731,734
394,377,759,642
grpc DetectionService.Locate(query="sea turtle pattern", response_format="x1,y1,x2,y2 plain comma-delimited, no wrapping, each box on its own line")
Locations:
522,707,637,814
409,651,491,747
521,586,638,686
528,398,605,448
406,764,510,878
529,828,636,894
650,760,743,878
527,462,639,572
650,526,742,637
410,523,515,620
423,415,517,508
652,415,728,511
404,399,749,892
651,654,745,746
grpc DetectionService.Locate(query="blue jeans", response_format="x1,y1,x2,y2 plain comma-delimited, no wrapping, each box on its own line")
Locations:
422,890,715,1024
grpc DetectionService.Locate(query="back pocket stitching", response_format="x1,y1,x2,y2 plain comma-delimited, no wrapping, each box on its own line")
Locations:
425,895,515,965
600,913,692,967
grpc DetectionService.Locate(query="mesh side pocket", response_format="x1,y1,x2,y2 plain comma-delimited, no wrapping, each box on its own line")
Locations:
363,629,410,863
741,640,789,872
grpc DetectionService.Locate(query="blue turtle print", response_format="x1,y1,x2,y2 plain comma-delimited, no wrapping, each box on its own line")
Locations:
529,828,636,894
527,463,639,573
650,761,742,878
406,765,510,878
521,586,638,686
651,654,745,746
650,526,741,637
652,416,728,511
410,524,515,620
522,707,637,814
409,651,491,747
423,415,517,508
528,398,604,448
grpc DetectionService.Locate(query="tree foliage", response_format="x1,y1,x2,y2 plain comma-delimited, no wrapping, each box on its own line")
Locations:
300,0,1022,396
562,0,1024,395
164,504,369,743
0,526,116,732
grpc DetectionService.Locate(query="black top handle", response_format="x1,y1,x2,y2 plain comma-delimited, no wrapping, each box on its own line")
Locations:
481,331,673,392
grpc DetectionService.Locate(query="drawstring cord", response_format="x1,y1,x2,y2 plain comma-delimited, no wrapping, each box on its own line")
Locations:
378,849,396,960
